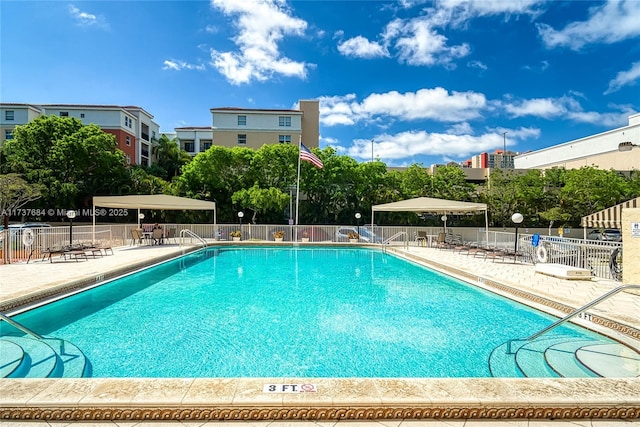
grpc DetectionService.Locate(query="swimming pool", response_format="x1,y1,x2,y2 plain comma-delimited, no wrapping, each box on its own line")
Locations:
3,246,614,378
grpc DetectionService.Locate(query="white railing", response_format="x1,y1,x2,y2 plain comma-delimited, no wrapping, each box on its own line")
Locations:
1,224,623,280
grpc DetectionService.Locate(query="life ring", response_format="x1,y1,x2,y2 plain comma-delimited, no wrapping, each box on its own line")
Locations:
536,244,548,263
22,229,34,247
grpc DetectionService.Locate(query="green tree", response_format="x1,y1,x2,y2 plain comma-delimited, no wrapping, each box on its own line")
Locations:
153,134,192,180
231,184,289,223
432,165,476,201
2,115,128,210
0,173,43,228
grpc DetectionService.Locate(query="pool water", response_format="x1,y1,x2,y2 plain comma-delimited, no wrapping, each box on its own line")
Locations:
6,247,610,377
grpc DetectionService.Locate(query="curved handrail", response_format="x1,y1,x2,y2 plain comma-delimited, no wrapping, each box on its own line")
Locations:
526,284,640,341
382,231,408,252
179,229,207,249
0,313,44,340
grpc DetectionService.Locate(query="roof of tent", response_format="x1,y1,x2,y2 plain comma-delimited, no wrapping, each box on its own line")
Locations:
372,197,487,214
93,195,216,211
580,197,639,229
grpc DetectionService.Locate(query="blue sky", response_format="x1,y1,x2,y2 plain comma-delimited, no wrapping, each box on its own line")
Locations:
2,0,639,167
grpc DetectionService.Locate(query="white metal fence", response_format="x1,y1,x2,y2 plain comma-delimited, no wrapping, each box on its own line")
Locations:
0,224,622,280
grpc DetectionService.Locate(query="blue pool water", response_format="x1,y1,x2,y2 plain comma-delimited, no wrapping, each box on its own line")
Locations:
6,247,609,377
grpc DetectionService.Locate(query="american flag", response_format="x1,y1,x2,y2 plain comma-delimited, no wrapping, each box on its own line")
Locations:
300,143,323,168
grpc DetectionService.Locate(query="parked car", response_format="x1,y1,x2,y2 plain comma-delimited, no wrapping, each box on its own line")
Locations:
587,229,622,242
600,229,622,242
335,226,383,243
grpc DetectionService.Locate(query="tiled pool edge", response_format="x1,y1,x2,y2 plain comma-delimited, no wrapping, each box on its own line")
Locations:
1,378,639,421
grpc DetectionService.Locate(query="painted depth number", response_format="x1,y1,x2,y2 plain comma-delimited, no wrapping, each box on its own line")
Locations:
263,384,317,393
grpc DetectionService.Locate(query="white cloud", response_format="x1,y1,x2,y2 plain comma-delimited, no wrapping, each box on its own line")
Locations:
319,88,486,127
501,95,632,127
337,36,389,59
68,4,108,29
537,0,640,50
347,126,540,162
162,60,206,71
604,61,640,95
467,60,487,70
384,16,471,66
209,0,309,85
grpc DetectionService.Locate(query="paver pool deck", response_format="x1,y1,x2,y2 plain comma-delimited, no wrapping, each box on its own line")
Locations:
1,241,639,425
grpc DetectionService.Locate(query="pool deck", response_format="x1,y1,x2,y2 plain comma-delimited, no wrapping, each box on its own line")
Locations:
1,242,639,424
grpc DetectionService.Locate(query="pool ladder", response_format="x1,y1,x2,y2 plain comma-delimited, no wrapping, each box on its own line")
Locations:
179,229,207,249
508,284,640,352
382,231,408,253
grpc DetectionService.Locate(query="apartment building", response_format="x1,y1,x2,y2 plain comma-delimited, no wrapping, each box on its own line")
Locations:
514,113,640,171
173,127,213,155
0,103,159,166
469,150,519,169
208,99,319,151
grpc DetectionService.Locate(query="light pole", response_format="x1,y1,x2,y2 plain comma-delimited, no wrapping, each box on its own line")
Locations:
371,139,374,162
441,214,448,232
511,212,524,258
502,131,507,168
355,212,361,237
138,213,145,228
66,210,76,246
238,211,244,226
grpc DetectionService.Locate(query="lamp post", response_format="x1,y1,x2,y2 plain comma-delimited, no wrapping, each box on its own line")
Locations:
355,212,361,237
371,139,374,162
238,211,244,225
441,215,448,232
66,210,76,246
138,213,145,228
511,212,524,257
502,131,507,168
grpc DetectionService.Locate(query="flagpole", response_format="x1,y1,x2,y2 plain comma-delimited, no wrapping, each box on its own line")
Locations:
295,134,302,226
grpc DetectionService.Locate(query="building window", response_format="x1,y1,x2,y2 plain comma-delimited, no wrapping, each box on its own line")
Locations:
126,136,131,146
278,135,291,144
201,140,212,151
237,115,247,126
5,110,14,121
184,141,195,152
60,111,69,117
279,116,291,127
237,134,247,145
5,129,14,140
80,113,85,118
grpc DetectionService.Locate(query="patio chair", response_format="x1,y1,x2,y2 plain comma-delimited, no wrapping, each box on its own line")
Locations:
165,227,177,244
151,228,164,245
415,231,428,246
131,228,144,246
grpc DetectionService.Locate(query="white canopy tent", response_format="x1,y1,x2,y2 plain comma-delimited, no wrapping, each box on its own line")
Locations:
92,195,217,241
371,197,489,243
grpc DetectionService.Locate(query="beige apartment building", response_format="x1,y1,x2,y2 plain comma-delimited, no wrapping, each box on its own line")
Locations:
175,100,319,156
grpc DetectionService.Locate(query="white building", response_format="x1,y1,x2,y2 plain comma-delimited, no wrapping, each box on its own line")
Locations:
514,114,640,171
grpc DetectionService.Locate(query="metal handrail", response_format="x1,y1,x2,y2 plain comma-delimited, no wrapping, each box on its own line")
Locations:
0,313,44,340
382,231,408,252
526,284,640,341
179,229,207,249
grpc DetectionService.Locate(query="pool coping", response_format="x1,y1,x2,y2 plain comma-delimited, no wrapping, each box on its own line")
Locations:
2,243,640,421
